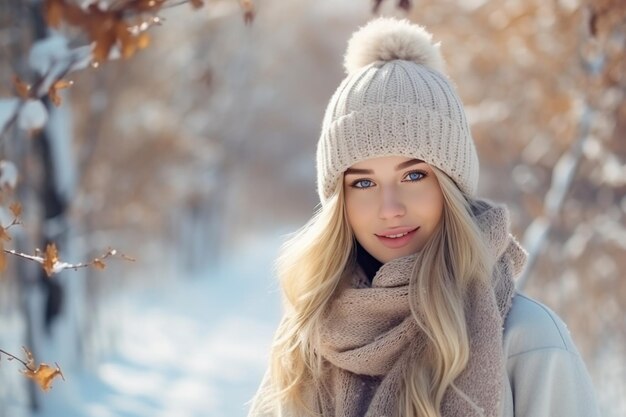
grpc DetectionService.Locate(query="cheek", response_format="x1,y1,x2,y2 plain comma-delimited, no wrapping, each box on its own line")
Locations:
345,192,373,231
407,185,444,221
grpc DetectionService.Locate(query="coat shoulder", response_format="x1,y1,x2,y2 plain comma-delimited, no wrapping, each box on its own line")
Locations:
503,291,579,358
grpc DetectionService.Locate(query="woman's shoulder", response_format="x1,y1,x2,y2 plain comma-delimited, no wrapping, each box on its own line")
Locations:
503,291,580,358
501,293,601,416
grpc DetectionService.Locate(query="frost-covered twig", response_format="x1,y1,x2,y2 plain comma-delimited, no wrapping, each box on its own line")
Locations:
0,0,255,140
0,348,32,369
0,49,85,139
3,245,135,277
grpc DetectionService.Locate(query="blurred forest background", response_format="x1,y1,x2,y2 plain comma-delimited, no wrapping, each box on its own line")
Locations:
0,0,624,416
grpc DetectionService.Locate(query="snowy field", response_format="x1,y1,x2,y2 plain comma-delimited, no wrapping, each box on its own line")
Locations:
32,233,283,417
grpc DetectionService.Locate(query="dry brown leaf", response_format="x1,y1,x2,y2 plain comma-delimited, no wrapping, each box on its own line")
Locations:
42,0,205,68
122,42,137,59
92,30,116,64
9,202,22,218
137,33,150,50
43,243,58,277
44,0,64,28
53,80,73,92
122,0,166,13
118,30,137,59
48,79,74,107
0,226,11,242
22,346,65,391
92,259,106,270
13,76,31,99
48,89,61,107
22,363,65,391
61,0,85,26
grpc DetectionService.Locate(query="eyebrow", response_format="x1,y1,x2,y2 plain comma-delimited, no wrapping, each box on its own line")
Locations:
344,159,425,175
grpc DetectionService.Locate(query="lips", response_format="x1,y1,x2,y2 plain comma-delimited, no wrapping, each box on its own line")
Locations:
375,226,419,249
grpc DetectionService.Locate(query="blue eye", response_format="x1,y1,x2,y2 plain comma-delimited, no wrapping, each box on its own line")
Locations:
404,171,426,182
353,179,374,188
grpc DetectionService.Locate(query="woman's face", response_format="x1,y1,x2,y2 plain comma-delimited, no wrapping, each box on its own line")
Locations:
343,156,445,263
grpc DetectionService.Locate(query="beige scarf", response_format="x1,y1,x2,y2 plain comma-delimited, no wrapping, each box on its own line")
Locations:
310,200,527,417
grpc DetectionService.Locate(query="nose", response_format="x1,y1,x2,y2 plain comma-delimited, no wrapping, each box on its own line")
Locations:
378,186,406,220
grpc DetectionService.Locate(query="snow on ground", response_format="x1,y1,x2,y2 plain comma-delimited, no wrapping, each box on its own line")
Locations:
34,232,284,417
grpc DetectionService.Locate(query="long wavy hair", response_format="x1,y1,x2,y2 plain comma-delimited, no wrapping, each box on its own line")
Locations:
250,166,494,417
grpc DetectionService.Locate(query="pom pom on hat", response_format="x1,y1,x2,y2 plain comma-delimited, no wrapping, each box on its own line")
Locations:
343,17,445,75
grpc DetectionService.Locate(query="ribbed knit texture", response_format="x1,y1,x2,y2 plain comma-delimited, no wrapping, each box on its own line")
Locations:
307,200,527,417
316,19,479,203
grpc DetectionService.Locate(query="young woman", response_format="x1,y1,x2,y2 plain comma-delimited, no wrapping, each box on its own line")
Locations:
248,17,600,417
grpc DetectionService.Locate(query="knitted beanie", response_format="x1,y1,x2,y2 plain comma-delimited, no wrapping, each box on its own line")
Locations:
316,17,479,204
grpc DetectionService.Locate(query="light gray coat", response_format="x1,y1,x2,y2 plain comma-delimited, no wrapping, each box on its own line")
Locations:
500,292,600,416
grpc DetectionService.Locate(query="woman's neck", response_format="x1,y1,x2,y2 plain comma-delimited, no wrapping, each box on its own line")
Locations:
355,241,383,284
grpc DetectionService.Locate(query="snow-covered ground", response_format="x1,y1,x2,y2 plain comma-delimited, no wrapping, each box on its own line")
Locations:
33,233,283,417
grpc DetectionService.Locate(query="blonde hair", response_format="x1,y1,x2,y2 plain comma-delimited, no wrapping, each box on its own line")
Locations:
252,168,493,417
399,168,493,417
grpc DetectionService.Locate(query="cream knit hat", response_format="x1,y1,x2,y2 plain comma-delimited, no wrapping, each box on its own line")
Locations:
316,17,479,204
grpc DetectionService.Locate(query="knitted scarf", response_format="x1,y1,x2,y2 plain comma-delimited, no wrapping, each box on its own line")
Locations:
310,200,527,417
